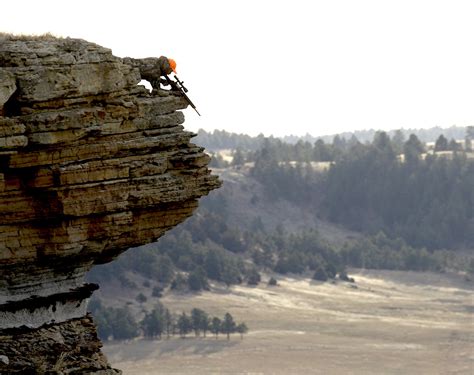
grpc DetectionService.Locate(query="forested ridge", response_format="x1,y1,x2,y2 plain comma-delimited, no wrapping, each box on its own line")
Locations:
249,130,474,250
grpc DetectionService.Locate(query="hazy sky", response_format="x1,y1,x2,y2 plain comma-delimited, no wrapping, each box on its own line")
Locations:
3,0,474,137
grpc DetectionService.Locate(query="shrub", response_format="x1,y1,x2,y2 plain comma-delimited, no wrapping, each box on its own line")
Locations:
339,270,355,283
246,267,261,285
171,274,187,290
136,293,147,304
268,277,278,286
152,286,163,298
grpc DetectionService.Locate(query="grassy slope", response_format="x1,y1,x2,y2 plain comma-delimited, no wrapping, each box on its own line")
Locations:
210,165,360,246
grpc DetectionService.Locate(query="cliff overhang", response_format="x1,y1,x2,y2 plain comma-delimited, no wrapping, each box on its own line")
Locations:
0,35,220,373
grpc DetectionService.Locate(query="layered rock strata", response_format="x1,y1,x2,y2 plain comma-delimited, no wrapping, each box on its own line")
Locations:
0,35,220,373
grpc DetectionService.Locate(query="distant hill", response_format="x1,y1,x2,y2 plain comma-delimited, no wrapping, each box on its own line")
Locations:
195,125,470,151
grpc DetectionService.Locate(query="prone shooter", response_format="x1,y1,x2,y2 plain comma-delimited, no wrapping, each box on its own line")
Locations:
125,55,201,116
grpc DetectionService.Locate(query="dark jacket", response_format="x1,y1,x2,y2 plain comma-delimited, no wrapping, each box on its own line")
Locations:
124,56,172,88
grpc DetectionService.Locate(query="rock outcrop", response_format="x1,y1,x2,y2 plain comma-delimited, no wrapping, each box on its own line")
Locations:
0,35,220,373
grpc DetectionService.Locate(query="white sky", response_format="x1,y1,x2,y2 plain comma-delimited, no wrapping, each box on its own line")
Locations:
2,0,474,137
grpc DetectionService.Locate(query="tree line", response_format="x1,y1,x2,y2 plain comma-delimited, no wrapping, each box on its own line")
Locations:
195,125,470,152
89,299,248,342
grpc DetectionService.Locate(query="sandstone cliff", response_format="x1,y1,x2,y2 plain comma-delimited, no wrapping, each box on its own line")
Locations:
0,35,220,373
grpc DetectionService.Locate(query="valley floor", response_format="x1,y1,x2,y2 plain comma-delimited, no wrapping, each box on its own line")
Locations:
103,270,473,375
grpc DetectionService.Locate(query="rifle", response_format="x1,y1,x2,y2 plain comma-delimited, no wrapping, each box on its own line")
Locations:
165,75,201,116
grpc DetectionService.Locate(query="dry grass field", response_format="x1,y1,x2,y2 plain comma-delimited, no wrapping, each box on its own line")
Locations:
103,270,473,375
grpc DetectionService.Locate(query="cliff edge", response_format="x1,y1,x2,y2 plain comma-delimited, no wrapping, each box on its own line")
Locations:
0,35,221,373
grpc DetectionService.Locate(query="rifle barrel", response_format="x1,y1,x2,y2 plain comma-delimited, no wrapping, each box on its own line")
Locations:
174,75,189,92
167,75,201,116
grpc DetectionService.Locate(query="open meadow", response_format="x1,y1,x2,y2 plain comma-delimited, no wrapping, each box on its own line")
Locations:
103,270,473,375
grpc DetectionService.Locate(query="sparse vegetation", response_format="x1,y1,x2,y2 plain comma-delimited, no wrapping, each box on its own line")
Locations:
103,270,473,375
0,32,62,41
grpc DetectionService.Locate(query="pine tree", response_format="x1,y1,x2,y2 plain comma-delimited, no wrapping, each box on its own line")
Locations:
403,134,424,164
211,317,221,339
434,134,448,152
391,129,406,155
164,308,174,338
191,308,206,337
236,323,248,340
141,307,164,339
109,307,139,340
232,148,245,166
177,312,192,338
221,313,236,340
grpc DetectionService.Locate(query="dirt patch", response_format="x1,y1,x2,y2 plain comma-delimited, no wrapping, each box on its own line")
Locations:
103,270,473,374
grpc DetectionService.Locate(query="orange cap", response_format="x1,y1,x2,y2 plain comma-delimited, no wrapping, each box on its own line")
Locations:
168,58,177,74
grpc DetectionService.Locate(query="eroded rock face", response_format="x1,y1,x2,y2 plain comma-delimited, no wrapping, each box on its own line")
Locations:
0,35,220,373
0,314,120,374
